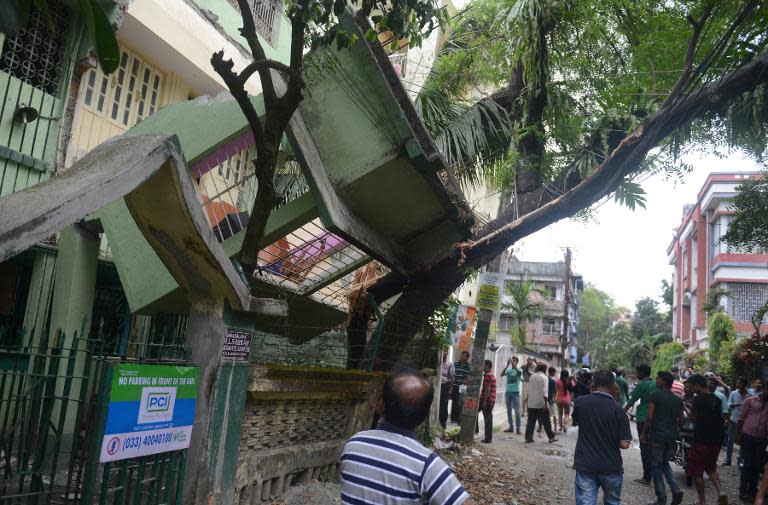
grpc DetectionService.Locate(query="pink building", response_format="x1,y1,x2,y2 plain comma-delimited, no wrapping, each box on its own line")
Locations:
667,172,768,349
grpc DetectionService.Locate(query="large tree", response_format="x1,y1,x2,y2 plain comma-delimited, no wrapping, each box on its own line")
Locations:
365,0,768,369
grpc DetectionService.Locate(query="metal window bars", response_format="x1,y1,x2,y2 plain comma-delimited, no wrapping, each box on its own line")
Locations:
0,2,70,95
249,0,281,45
193,133,259,244
254,219,372,301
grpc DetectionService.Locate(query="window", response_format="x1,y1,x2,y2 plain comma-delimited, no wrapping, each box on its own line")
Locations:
233,0,281,45
542,318,559,335
544,285,557,300
81,48,163,128
682,246,688,279
0,2,70,94
499,315,518,331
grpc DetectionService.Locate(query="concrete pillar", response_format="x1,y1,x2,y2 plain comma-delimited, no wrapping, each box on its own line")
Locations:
183,300,251,505
182,301,227,505
49,224,99,436
21,249,57,344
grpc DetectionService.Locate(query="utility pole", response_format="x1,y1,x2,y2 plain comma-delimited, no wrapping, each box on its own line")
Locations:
459,308,492,443
561,248,572,366
459,191,510,443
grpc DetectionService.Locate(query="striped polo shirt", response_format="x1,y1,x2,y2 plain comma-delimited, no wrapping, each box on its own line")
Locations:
340,424,469,505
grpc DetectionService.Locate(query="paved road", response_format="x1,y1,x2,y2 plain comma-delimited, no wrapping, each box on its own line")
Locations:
481,415,743,505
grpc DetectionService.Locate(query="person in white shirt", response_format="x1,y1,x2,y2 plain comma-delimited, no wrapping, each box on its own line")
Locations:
525,364,558,443
439,353,455,429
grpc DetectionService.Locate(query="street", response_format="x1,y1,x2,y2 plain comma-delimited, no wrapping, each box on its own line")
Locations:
479,415,742,505
276,409,745,505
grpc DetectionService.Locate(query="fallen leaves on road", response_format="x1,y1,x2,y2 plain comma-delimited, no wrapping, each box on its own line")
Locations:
438,443,567,505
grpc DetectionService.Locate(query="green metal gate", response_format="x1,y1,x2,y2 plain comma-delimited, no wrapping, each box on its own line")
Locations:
0,312,191,504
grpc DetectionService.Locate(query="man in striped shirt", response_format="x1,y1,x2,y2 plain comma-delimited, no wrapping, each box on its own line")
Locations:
341,368,469,505
479,359,497,443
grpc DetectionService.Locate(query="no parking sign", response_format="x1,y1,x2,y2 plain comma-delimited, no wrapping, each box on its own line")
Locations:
99,363,199,462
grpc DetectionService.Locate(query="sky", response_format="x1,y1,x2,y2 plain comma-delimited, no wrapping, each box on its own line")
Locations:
513,152,764,310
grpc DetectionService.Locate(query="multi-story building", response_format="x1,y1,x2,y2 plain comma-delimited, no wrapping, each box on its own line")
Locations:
668,172,768,349
495,252,583,367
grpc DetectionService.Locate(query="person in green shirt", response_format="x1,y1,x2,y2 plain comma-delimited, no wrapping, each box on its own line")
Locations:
615,368,629,407
624,363,657,485
639,371,685,505
501,356,522,433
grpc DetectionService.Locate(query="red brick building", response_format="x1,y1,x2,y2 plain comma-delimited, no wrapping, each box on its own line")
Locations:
667,172,768,349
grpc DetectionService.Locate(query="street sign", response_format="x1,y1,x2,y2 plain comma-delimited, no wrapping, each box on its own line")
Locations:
99,363,199,462
476,271,504,311
222,330,252,362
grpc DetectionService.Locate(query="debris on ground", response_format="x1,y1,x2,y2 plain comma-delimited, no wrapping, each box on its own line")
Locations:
438,442,566,505
269,480,341,505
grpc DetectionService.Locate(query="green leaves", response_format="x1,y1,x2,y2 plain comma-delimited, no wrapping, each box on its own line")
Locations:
301,0,448,52
77,0,119,74
613,179,647,210
417,91,512,186
501,279,544,351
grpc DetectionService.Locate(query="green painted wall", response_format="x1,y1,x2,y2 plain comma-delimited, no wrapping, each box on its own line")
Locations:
191,0,291,63
93,198,182,314
127,94,264,164
208,310,255,505
0,68,60,196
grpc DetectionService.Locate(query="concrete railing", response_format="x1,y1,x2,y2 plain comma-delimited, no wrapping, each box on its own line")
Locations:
233,365,387,504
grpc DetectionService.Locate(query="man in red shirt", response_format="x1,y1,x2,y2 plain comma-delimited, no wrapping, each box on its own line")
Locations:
479,359,497,443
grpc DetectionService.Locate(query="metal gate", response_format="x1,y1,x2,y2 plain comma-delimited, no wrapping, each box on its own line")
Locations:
0,312,190,504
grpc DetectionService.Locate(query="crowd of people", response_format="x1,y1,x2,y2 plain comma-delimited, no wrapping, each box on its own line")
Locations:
339,357,768,505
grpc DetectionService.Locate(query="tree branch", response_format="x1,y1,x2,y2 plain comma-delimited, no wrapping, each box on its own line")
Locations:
284,7,307,105
240,59,292,84
211,50,265,154
464,50,768,266
236,0,278,107
662,3,715,107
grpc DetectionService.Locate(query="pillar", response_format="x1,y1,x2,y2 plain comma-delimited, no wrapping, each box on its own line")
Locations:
49,223,99,436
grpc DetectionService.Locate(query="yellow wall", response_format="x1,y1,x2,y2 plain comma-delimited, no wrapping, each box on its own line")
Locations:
65,43,193,168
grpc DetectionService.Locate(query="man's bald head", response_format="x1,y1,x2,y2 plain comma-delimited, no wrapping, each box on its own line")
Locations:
381,368,434,430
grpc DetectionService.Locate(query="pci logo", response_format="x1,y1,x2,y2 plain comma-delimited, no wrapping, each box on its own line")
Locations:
148,393,171,412
138,387,176,424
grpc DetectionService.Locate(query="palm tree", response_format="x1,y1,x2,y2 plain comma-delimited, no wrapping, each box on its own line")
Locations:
502,279,543,351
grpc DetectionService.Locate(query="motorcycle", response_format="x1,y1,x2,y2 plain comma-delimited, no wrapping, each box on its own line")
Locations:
670,417,695,485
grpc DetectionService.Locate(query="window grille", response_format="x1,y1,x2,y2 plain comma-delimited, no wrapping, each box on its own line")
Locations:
0,2,70,94
230,0,281,45
81,48,164,128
